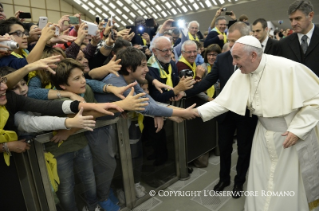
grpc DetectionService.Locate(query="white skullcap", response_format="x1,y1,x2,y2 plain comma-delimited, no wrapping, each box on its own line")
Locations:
235,35,262,49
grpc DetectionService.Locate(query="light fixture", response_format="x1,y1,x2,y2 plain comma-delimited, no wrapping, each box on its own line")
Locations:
94,0,102,5
96,8,102,13
116,9,122,14
89,9,96,15
206,0,212,7
73,0,81,5
116,1,123,6
193,3,199,10
81,3,89,10
182,6,188,12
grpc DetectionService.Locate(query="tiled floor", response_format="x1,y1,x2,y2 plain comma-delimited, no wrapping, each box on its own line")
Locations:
133,142,246,211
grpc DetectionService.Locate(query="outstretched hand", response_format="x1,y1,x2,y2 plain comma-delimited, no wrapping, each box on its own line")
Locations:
25,55,61,74
65,107,96,131
107,81,137,100
119,87,149,111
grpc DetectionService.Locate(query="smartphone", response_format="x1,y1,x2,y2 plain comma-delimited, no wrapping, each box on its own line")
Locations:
19,12,31,19
103,18,108,27
225,11,233,15
83,21,98,35
137,26,145,34
69,16,79,24
221,7,227,11
145,18,154,27
49,25,60,36
38,16,48,29
95,17,100,24
110,29,115,40
171,21,178,28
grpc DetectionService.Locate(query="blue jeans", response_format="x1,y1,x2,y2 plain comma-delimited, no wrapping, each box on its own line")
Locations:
56,145,98,211
85,125,117,201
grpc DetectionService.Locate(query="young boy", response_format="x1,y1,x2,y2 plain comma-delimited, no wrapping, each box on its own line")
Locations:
49,58,148,211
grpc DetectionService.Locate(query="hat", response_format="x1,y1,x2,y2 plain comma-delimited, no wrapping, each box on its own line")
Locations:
235,35,262,49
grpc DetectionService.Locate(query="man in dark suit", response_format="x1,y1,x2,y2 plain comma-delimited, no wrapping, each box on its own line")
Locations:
277,0,319,76
252,18,278,55
184,22,258,198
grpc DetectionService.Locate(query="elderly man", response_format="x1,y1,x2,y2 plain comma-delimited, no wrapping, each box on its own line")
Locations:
188,35,319,211
176,40,205,81
187,21,200,41
277,0,319,76
205,16,227,48
252,18,278,54
146,36,194,165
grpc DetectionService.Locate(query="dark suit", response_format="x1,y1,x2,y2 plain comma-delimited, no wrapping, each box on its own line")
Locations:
264,37,278,55
204,30,224,49
185,51,257,185
277,24,319,76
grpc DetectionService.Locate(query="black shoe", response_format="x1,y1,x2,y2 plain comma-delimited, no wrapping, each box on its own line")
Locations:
213,180,230,191
232,184,243,199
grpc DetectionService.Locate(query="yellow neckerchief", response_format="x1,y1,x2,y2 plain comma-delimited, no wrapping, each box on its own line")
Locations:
206,64,215,97
0,106,18,166
179,56,197,79
45,152,60,192
128,112,144,132
27,71,52,89
147,55,173,88
11,49,29,58
138,34,147,45
188,32,199,41
212,27,227,44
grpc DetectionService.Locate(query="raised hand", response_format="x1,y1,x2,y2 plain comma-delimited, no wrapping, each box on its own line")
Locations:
49,34,76,44
104,55,121,76
58,15,71,32
25,55,61,74
40,23,58,41
154,116,164,133
65,107,96,131
152,79,173,93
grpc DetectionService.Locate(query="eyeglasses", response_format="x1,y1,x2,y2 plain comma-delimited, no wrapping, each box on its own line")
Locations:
9,30,29,37
183,50,197,55
0,77,7,86
207,53,218,57
156,48,173,53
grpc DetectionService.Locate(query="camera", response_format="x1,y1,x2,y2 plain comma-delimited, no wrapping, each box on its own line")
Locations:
179,69,194,78
82,21,98,36
138,26,145,34
221,7,227,11
0,40,19,51
49,25,60,36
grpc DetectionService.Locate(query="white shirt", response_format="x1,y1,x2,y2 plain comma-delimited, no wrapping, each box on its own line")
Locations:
297,23,315,45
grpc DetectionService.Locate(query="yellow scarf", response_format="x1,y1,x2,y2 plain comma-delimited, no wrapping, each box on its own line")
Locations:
206,64,215,97
0,106,18,166
28,71,52,89
138,34,147,45
137,114,144,132
179,56,197,79
188,32,199,41
11,49,28,58
213,27,227,44
45,152,60,192
159,64,173,88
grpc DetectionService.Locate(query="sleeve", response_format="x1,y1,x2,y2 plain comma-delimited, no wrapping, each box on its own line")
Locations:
174,30,189,62
85,79,105,93
197,100,228,122
27,76,50,100
176,62,190,72
185,55,220,97
14,111,67,133
82,43,97,60
69,28,78,37
65,42,80,59
196,92,209,101
89,50,108,70
145,73,155,84
204,31,220,48
0,56,28,69
288,93,319,140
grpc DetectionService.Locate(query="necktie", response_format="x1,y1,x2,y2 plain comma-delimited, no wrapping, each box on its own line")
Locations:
301,35,308,54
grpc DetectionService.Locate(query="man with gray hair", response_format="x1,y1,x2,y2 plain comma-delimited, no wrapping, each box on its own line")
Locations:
176,40,206,81
187,21,200,41
278,0,319,76
186,35,319,211
204,16,227,48
183,22,256,198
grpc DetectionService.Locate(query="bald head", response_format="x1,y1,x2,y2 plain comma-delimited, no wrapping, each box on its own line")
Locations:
152,36,172,64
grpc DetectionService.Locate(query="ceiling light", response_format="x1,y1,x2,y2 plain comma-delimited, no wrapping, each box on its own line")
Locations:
123,6,129,12
89,9,96,15
161,11,167,16
96,8,102,13
109,2,116,9
206,0,212,7
116,1,123,6
116,9,122,14
212,0,217,5
176,0,182,6
94,0,102,5
182,6,188,12
131,4,138,10
193,3,199,10
82,3,89,10
73,0,81,5
140,2,146,7
88,2,94,8
171,8,177,14
156,5,161,11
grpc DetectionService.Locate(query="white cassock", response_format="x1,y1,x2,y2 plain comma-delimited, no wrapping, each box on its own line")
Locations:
198,54,319,211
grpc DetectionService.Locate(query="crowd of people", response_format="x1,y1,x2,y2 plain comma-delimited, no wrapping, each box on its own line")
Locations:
0,0,318,211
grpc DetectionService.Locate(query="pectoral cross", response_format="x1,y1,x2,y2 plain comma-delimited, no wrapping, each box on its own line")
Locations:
247,104,255,117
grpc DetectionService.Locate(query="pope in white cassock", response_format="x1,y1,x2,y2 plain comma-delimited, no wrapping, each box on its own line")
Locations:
189,35,319,211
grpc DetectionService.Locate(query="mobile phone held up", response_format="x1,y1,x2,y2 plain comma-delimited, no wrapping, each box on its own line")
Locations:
225,11,233,16
19,12,31,19
69,16,79,24
38,17,48,29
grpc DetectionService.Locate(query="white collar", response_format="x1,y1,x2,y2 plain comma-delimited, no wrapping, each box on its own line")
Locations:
297,23,315,44
261,36,269,49
250,54,266,75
